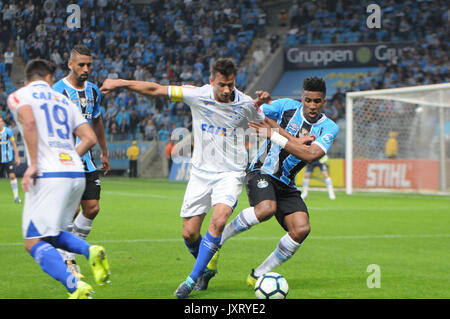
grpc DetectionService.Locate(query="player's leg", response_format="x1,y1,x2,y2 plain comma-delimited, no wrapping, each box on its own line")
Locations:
248,187,309,287
221,172,277,245
175,171,242,298
179,169,211,258
64,171,101,276
22,178,95,297
301,169,312,200
322,168,336,200
182,214,206,258
248,212,309,287
51,177,110,287
175,203,233,298
8,164,20,203
25,237,86,295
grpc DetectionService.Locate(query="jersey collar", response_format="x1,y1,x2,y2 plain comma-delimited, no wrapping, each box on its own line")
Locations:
63,76,88,90
208,85,239,104
28,80,50,88
301,106,328,125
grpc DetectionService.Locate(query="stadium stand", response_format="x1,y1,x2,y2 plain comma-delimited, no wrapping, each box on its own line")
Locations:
0,0,448,144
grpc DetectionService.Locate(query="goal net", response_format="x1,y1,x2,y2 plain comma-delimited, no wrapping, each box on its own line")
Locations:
345,83,450,194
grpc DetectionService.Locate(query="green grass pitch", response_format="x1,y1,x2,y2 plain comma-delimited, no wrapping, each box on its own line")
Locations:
1,177,449,299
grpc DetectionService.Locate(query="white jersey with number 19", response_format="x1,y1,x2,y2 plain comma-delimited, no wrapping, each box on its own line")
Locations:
7,81,86,176
168,84,265,173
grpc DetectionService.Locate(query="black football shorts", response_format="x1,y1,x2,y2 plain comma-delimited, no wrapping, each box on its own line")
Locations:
245,170,308,231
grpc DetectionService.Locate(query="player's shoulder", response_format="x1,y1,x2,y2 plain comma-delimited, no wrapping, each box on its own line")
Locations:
5,126,13,135
7,86,29,110
274,98,301,110
320,115,339,133
86,81,101,92
52,78,70,94
182,84,210,98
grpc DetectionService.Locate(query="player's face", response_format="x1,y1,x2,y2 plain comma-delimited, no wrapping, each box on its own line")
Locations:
0,117,4,129
68,54,92,83
301,90,326,123
210,72,236,103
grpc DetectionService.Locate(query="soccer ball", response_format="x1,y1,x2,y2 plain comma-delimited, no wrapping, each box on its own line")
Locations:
254,272,289,299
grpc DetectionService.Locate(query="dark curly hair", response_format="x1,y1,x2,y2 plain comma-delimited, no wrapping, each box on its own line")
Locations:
303,76,326,96
210,58,238,79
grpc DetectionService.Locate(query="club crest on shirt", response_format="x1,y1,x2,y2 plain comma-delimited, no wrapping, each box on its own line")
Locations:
257,178,269,189
79,97,87,108
300,128,310,137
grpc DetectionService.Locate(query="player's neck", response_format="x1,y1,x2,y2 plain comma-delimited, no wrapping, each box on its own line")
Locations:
67,73,86,90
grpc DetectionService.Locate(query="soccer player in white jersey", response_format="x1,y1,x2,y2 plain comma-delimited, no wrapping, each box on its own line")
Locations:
100,58,265,298
7,59,111,299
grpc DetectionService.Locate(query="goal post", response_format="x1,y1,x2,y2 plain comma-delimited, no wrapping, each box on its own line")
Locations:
345,83,450,194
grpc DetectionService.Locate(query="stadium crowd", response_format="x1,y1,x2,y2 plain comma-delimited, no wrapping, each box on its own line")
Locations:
0,0,449,142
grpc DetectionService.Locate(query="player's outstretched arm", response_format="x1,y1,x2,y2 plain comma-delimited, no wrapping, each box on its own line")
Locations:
100,79,169,97
17,105,38,192
74,123,97,157
249,119,324,163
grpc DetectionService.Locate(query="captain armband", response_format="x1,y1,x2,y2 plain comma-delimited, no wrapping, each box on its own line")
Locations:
168,86,183,102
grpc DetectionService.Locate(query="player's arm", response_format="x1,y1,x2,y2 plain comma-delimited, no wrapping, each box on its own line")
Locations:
248,119,323,163
17,105,38,192
10,134,20,166
92,115,110,175
100,79,168,97
74,123,97,157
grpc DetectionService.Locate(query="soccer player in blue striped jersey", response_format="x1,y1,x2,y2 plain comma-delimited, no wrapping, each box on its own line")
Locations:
218,77,339,286
53,45,110,278
0,116,21,203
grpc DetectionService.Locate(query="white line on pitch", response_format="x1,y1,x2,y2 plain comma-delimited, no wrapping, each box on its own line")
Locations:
1,234,448,247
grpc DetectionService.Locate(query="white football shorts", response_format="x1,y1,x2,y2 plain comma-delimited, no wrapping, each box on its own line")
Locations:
180,168,245,218
22,177,85,239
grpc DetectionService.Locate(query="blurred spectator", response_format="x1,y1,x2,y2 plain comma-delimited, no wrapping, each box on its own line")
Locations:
128,109,140,140
4,47,14,77
144,119,157,141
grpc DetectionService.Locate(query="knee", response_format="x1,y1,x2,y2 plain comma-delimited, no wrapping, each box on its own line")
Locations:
289,223,311,243
83,203,100,219
255,201,277,222
182,228,200,243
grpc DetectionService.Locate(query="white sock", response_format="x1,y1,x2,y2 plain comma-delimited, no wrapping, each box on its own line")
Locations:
325,177,335,199
302,178,309,198
73,212,93,240
254,234,301,277
10,178,19,198
221,207,259,245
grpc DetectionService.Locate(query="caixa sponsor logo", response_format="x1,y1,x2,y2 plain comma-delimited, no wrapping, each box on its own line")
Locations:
366,163,411,188
201,123,236,137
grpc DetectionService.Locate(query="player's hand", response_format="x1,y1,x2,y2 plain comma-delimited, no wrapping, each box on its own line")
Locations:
248,120,273,138
254,91,272,107
101,154,110,175
15,157,20,167
298,134,316,145
22,165,38,192
100,79,120,94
